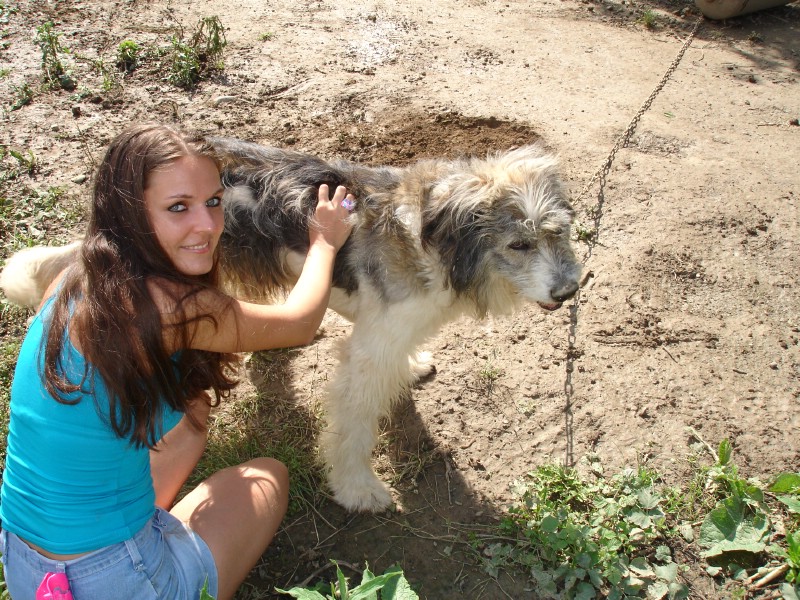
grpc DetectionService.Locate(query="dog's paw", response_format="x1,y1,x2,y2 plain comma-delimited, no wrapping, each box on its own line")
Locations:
409,351,436,382
331,475,393,513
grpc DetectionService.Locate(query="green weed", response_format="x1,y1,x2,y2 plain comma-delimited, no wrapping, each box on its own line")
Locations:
640,9,658,30
34,21,76,90
168,16,227,89
9,82,33,111
487,458,686,599
276,562,418,599
116,39,140,72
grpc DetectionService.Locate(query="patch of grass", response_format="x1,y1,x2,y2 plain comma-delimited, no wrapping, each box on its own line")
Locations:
477,360,503,396
640,9,658,30
183,350,324,514
0,339,22,465
0,181,82,249
259,31,275,42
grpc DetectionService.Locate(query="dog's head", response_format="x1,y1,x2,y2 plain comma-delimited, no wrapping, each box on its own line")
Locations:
420,145,582,317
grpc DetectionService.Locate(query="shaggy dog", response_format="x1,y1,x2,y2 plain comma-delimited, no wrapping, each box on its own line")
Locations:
0,139,582,512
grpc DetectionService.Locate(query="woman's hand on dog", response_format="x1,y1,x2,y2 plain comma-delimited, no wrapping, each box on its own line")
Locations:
310,184,354,252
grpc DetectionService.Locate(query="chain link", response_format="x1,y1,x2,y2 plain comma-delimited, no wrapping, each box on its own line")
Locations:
562,16,703,467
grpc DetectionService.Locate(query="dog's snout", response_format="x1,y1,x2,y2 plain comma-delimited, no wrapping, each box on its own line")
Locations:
551,281,579,303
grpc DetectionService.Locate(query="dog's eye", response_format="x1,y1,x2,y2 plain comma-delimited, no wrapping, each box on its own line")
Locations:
508,241,531,251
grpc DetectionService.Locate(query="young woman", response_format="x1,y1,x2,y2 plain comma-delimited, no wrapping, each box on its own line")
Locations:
0,123,354,600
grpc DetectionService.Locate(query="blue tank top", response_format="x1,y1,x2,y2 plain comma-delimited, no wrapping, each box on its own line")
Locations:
0,296,183,554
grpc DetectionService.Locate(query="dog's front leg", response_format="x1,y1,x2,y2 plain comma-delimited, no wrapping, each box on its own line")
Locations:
319,326,416,512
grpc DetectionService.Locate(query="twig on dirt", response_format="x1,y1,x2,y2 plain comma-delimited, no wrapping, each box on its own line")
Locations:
291,560,362,590
661,345,679,363
445,452,454,506
74,123,97,170
685,426,717,460
748,564,789,589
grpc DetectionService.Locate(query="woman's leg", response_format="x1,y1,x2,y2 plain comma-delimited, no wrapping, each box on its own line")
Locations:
170,457,289,600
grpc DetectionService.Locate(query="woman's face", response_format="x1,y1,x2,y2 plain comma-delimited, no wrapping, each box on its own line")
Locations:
144,155,225,276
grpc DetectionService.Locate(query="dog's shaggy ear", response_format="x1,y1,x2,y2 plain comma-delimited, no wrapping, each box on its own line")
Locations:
420,172,497,295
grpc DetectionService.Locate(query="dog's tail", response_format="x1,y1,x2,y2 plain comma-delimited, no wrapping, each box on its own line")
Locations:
0,242,81,308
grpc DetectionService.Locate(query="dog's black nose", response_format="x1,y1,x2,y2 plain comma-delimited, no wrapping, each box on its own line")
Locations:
551,281,579,303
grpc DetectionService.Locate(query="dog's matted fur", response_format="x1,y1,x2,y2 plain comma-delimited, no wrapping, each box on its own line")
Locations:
0,139,582,512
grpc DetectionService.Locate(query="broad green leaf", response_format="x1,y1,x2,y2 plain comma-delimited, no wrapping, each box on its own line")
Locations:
653,562,678,583
668,581,690,600
349,573,401,600
769,473,800,494
274,588,328,600
655,545,672,563
637,489,661,510
541,513,559,533
629,557,654,578
777,495,800,514
628,510,653,529
699,494,769,557
380,566,419,600
717,440,732,465
781,583,800,600
647,580,669,600
574,581,597,600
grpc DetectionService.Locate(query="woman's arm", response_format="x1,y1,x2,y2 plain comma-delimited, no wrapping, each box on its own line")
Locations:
150,393,212,509
156,184,354,354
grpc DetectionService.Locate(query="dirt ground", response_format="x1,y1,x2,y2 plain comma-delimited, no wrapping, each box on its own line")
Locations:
1,0,798,598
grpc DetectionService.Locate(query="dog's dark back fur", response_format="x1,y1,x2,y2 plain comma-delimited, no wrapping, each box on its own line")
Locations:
212,138,456,304
212,138,400,297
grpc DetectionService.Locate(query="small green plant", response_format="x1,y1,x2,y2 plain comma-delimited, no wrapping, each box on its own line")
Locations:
4,147,38,176
640,9,658,30
81,57,119,93
477,360,502,395
573,221,596,243
697,440,772,568
116,39,140,72
747,31,764,43
34,21,76,90
9,82,33,111
276,562,418,599
191,16,226,69
168,16,227,88
259,31,275,41
169,36,202,88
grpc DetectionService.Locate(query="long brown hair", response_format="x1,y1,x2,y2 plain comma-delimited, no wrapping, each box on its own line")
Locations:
43,123,238,447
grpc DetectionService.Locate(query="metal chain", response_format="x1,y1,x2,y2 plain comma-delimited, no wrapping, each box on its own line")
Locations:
575,15,704,206
562,15,703,467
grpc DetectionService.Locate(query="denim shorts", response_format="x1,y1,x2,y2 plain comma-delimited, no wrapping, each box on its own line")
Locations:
0,508,218,600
